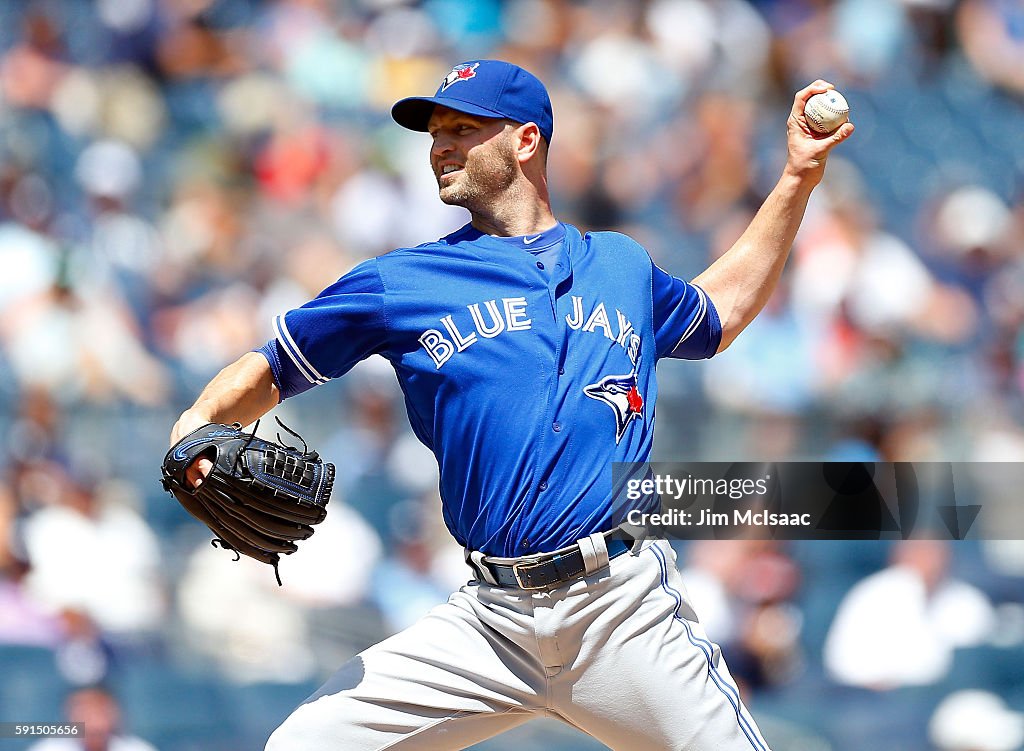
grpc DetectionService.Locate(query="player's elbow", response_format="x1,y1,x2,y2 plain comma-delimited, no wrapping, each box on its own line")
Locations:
704,290,760,354
715,323,745,353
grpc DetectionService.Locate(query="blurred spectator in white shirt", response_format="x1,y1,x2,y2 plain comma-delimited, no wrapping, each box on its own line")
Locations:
176,498,381,683
824,539,996,689
22,471,165,638
929,689,1024,751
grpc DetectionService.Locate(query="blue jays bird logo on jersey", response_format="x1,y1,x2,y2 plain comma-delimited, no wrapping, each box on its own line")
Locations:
584,370,644,444
584,342,644,444
441,62,479,91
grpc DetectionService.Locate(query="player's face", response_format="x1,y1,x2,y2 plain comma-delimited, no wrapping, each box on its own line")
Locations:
427,107,518,209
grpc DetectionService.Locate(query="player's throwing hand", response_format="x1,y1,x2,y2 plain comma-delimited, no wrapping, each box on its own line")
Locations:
786,79,856,185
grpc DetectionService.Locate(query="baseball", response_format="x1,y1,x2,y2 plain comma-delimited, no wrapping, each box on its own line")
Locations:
804,90,850,134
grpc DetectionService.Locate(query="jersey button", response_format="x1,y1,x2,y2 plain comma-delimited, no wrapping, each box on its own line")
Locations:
536,261,545,270
552,421,562,433
558,366,565,375
539,481,548,491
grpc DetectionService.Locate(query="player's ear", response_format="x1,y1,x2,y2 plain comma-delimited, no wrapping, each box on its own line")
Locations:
514,122,543,165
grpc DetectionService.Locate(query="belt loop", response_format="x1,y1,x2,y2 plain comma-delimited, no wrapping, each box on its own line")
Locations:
578,532,609,575
617,522,647,555
466,549,498,586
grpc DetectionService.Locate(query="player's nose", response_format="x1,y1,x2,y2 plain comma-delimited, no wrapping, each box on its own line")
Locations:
430,133,456,157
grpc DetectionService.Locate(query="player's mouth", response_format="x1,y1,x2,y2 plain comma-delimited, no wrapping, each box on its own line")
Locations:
438,163,464,181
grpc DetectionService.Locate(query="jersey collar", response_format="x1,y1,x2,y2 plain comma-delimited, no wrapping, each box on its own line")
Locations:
440,222,579,288
486,222,566,252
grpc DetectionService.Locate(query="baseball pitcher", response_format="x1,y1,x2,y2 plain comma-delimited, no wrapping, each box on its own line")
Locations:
167,60,852,750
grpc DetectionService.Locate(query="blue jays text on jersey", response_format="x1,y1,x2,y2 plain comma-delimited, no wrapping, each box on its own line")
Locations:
258,221,721,558
417,294,639,370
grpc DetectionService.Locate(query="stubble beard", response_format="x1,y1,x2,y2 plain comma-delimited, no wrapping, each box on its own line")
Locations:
437,140,518,214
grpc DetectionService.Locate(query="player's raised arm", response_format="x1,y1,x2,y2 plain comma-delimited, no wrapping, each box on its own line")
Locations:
692,80,854,352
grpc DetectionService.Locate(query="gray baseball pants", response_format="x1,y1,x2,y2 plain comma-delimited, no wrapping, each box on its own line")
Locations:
265,540,771,751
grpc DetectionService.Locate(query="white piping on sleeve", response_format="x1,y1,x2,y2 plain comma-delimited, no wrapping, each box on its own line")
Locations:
672,284,707,353
274,314,329,385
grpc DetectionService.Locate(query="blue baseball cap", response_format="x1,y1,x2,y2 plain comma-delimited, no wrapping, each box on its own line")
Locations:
391,60,553,143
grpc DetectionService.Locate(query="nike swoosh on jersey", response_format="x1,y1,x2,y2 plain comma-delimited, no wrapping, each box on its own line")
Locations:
523,235,543,245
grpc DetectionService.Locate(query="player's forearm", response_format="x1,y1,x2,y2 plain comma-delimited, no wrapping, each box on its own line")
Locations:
170,352,280,444
693,171,815,352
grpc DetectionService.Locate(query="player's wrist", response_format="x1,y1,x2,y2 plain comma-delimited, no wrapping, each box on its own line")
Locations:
777,164,822,194
170,409,216,446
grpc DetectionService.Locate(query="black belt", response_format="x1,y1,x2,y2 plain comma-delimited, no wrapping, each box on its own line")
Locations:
470,530,635,591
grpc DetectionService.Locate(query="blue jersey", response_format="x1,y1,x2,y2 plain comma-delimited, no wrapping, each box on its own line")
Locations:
261,222,720,557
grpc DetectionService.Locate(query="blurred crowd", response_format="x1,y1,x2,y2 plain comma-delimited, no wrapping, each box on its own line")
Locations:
1,0,1024,750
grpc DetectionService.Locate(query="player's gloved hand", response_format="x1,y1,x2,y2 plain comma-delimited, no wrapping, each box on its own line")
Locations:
161,419,334,585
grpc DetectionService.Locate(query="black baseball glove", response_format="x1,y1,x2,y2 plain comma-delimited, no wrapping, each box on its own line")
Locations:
161,419,334,585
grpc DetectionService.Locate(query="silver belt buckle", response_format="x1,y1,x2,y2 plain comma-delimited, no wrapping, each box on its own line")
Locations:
511,559,546,590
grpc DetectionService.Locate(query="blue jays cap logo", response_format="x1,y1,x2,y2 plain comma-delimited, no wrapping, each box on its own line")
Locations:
440,62,479,92
584,345,645,444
